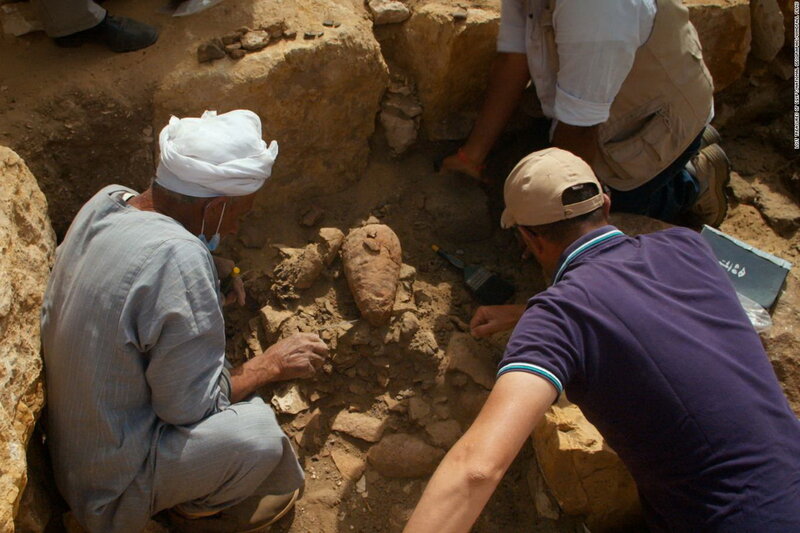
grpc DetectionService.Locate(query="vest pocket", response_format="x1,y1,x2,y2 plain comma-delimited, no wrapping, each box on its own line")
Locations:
601,107,673,186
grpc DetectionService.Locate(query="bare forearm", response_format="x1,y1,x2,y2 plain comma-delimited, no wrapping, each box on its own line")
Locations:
404,445,503,533
228,358,279,403
462,53,531,163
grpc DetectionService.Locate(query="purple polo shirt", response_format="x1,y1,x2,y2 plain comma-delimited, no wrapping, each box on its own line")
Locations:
500,225,800,531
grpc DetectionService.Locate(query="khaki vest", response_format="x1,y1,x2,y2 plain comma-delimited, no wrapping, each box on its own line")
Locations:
536,0,713,191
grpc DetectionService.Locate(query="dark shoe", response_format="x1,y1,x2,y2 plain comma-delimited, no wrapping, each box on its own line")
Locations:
689,144,731,227
54,14,158,53
168,488,300,533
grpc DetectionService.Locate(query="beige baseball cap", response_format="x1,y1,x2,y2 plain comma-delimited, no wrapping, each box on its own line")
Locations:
500,147,604,228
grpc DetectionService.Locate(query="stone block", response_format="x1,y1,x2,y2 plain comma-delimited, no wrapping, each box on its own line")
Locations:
0,147,56,531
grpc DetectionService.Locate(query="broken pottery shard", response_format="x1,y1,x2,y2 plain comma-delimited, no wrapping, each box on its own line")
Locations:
241,30,270,51
331,449,366,481
341,224,402,326
445,332,495,389
304,31,324,39
367,433,444,478
283,29,297,39
322,20,341,28
271,383,310,415
331,411,386,442
197,39,226,63
368,0,411,25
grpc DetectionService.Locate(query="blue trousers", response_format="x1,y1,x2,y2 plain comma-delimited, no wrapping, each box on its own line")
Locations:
609,130,704,223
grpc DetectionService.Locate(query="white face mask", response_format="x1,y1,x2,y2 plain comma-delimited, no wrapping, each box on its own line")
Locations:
198,202,226,252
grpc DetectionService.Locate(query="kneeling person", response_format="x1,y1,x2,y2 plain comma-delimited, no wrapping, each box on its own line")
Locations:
406,148,800,532
41,110,327,532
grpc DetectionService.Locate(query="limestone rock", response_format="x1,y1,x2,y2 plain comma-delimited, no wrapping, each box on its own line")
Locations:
369,0,411,25
685,0,751,92
383,93,423,118
332,411,386,442
533,401,642,532
750,0,785,62
384,2,499,140
0,147,56,532
727,171,757,205
272,227,345,294
367,433,444,478
425,420,462,448
241,30,270,51
341,224,402,326
445,333,495,389
331,449,366,481
408,397,431,423
380,109,418,155
154,2,389,202
271,383,310,415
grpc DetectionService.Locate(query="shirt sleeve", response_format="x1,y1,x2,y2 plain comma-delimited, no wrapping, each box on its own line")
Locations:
551,0,656,126
498,295,585,395
497,0,527,54
124,238,231,426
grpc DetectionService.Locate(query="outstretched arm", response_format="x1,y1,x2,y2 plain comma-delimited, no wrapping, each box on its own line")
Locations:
440,53,531,180
404,372,557,533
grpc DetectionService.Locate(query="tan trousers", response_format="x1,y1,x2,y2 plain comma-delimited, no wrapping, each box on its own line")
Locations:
33,0,106,37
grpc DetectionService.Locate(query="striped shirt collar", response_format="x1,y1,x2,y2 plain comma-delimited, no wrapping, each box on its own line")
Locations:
552,225,625,284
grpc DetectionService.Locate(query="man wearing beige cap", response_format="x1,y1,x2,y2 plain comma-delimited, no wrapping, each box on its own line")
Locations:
42,110,327,532
405,148,800,532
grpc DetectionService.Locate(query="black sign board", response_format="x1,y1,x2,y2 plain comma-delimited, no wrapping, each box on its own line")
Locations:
700,225,792,311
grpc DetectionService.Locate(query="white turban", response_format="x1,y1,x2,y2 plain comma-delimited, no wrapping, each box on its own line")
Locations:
155,109,278,198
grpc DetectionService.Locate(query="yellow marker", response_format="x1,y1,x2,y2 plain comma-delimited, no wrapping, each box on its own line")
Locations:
431,244,440,252
221,266,241,293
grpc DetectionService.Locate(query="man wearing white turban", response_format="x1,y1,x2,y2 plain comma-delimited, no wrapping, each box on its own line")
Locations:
41,110,325,533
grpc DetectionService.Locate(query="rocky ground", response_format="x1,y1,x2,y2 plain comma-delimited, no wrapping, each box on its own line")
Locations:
1,0,797,532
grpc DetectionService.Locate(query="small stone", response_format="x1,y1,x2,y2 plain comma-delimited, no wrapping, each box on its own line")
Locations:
727,171,756,205
332,411,386,442
425,420,462,448
399,264,416,281
228,48,246,60
452,8,468,21
332,449,366,481
283,29,297,39
397,312,420,341
368,0,411,25
225,42,242,51
197,39,226,63
322,20,341,28
271,383,310,415
304,31,324,39
367,433,444,478
241,30,270,51
264,21,287,38
356,475,367,494
408,397,430,423
221,33,241,45
301,205,325,227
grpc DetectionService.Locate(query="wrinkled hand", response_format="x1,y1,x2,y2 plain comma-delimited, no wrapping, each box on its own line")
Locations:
261,333,328,382
439,151,489,184
470,305,526,338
